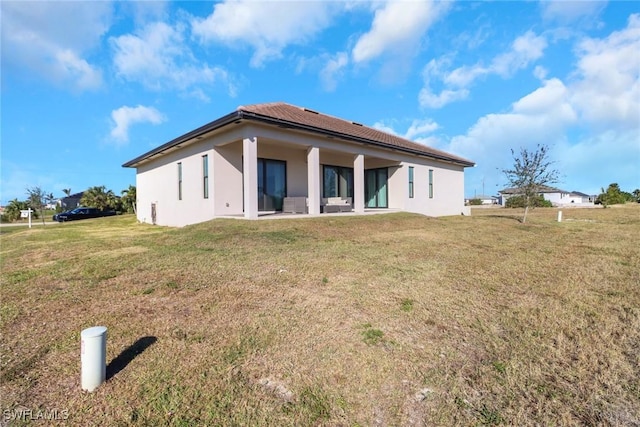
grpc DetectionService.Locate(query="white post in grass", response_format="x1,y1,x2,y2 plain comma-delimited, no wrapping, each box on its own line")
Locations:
81,326,107,392
21,209,32,228
557,210,563,222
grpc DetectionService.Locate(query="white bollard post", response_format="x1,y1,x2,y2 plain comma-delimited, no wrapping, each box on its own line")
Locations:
557,210,563,222
81,326,107,392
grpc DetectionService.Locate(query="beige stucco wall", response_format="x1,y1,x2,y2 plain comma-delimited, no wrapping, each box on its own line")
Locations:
134,122,471,226
403,160,467,217
136,139,217,227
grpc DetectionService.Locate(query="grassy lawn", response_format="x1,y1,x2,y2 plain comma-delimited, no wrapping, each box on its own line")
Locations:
1,206,638,426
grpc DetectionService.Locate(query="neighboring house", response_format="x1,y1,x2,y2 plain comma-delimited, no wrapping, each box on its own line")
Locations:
467,195,498,205
499,186,594,206
123,102,475,227
571,191,596,203
60,192,84,210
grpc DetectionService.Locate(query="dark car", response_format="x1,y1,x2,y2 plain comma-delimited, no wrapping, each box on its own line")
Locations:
52,210,74,221
56,207,117,222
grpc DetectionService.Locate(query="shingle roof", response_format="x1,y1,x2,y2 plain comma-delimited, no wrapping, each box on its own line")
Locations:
123,102,474,167
238,102,474,166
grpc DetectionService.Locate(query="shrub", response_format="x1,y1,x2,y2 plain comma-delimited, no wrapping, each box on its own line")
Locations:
468,198,483,206
505,195,552,208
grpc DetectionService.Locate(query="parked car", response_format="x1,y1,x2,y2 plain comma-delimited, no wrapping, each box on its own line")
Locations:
56,207,117,222
52,210,74,221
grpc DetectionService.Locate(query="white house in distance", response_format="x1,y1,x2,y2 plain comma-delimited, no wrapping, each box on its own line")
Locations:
498,186,595,207
123,102,475,227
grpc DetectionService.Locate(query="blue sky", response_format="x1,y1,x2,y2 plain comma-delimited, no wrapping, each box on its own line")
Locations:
1,0,639,204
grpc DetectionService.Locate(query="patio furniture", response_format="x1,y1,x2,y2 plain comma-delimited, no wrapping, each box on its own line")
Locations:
322,197,352,213
282,197,308,214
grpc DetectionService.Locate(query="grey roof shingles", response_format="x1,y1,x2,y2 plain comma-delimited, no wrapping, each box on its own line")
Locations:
123,102,475,168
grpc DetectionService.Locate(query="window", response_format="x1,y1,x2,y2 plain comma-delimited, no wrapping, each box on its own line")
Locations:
202,155,209,199
408,166,414,198
177,162,182,200
429,169,434,199
323,165,353,198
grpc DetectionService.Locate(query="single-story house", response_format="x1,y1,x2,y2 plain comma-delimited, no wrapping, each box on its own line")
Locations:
499,186,594,206
123,102,475,227
466,195,498,205
571,191,596,203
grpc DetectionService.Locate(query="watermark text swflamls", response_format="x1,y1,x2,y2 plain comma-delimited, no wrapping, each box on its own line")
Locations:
3,408,69,422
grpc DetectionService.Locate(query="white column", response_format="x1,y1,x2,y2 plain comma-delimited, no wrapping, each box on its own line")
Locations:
354,154,365,213
307,146,320,215
243,136,258,219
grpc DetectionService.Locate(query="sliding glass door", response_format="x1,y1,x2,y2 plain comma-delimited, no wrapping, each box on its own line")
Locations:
365,168,388,208
257,158,286,211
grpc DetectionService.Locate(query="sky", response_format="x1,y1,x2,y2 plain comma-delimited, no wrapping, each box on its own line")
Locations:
1,0,639,205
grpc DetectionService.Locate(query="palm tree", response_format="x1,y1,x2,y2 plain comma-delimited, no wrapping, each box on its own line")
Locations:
121,185,137,214
62,188,72,197
80,186,119,211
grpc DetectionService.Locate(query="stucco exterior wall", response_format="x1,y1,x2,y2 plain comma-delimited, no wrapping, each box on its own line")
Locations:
135,122,471,226
544,192,584,205
212,143,243,216
402,160,467,217
136,139,217,227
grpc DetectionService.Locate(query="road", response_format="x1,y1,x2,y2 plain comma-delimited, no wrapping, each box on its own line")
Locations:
0,221,60,227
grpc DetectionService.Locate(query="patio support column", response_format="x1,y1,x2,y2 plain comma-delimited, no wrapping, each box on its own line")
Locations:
243,136,258,219
354,154,365,213
307,146,320,215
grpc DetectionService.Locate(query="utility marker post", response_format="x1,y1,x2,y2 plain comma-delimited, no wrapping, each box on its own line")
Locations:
81,326,107,392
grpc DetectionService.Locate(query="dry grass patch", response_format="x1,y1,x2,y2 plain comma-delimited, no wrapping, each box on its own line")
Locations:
1,207,639,425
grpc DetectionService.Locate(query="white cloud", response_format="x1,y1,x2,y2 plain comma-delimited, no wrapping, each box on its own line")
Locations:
490,31,547,77
541,0,607,23
1,1,111,91
405,119,440,140
319,52,349,91
192,1,339,67
420,31,547,108
110,105,166,144
111,21,236,97
533,65,548,80
373,118,440,143
419,87,469,109
553,129,640,194
418,57,470,108
438,16,640,196
569,13,640,130
352,0,450,64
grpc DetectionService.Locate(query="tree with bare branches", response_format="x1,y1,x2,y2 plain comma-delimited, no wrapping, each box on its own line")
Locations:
502,144,559,223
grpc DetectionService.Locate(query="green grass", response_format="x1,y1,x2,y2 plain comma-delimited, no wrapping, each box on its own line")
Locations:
1,206,639,425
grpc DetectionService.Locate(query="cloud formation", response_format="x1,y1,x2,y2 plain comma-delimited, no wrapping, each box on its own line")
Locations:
351,0,449,64
540,0,608,23
420,31,548,108
373,118,440,145
111,21,236,98
110,105,166,144
192,0,338,67
440,14,640,194
1,1,111,91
